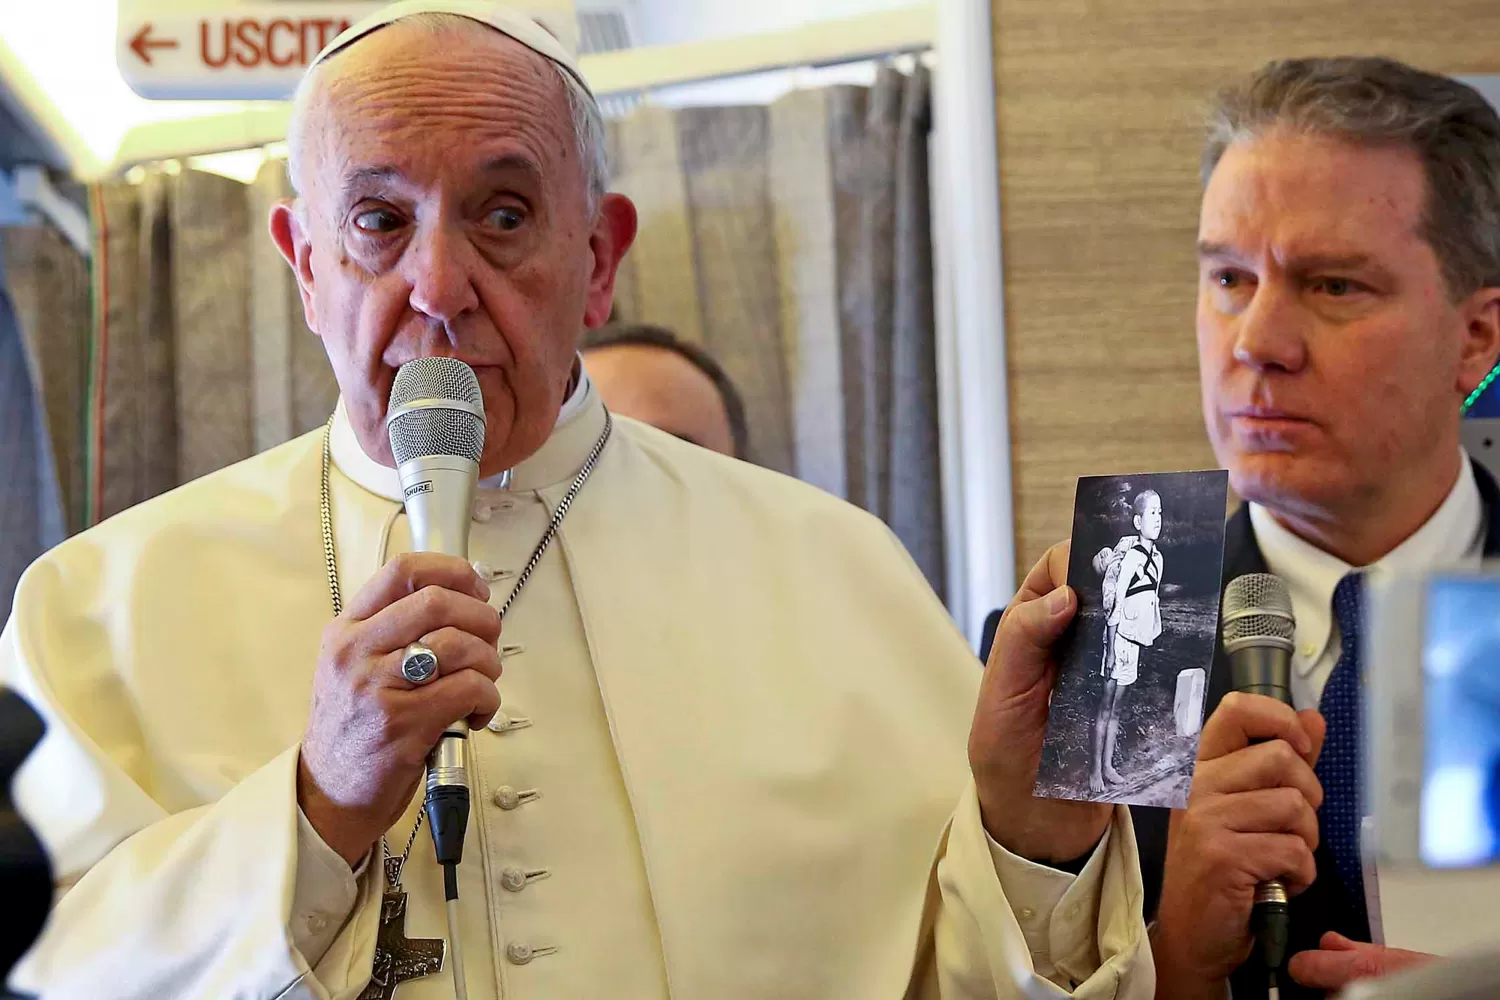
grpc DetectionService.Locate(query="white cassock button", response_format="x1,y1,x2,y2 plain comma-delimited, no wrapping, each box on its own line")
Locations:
1302,644,1318,658
1018,907,1035,921
472,503,494,523
493,786,540,810
486,712,532,734
498,866,549,892
307,913,328,934
505,942,559,965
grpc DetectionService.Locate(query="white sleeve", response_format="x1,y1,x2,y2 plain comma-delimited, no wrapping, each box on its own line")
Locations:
291,808,371,967
926,778,1154,998
4,614,385,1000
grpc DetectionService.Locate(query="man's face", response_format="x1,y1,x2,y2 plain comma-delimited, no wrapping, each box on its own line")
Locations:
1197,130,1497,519
582,343,737,457
1136,495,1163,541
272,23,636,476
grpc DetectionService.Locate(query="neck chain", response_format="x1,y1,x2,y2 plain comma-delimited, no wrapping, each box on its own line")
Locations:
319,410,614,887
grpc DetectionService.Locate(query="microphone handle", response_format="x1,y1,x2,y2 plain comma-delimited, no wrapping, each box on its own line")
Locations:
399,457,479,877
1231,644,1292,704
1230,643,1295,982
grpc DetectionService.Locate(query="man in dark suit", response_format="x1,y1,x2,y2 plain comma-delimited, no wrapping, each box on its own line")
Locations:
1136,58,1500,999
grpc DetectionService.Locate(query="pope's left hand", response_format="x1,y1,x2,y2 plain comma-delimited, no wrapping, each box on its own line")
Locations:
969,540,1112,863
1288,932,1437,991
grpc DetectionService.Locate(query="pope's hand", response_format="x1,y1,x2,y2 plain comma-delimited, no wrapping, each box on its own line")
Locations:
969,540,1111,862
298,552,503,867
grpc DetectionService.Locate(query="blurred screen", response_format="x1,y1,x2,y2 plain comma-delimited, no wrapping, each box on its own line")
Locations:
1421,576,1500,867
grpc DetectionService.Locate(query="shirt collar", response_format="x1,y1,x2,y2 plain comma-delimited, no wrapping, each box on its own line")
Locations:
330,360,606,503
1248,450,1485,675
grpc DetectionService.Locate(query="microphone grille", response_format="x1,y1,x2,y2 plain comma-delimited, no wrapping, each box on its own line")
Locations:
1221,572,1296,651
389,356,484,410
386,358,485,465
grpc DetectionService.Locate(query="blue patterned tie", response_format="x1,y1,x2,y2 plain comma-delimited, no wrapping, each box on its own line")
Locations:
1314,572,1370,935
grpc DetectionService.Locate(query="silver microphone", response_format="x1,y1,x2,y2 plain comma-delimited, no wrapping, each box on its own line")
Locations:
386,357,486,886
1220,572,1297,986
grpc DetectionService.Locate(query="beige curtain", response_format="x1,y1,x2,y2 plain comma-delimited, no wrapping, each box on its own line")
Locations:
609,66,946,595
0,225,90,612
80,163,337,524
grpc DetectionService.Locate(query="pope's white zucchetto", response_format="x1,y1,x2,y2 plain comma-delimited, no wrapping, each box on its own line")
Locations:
307,0,593,98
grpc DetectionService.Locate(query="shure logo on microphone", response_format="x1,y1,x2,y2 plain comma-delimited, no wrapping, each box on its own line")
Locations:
404,481,434,499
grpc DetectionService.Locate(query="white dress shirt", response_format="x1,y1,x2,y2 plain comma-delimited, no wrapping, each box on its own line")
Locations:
1248,452,1485,712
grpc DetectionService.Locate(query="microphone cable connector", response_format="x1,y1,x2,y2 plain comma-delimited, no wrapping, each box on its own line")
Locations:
424,730,471,1000
1251,879,1289,999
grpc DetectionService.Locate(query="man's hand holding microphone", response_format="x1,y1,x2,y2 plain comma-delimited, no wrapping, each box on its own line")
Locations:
297,357,498,871
1152,693,1326,997
298,553,502,868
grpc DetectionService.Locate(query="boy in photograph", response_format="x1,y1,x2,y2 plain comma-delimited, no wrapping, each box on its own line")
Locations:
1091,490,1165,793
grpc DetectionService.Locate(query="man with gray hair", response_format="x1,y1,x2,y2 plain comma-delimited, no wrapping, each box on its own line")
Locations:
4,2,1153,998
1134,58,1500,998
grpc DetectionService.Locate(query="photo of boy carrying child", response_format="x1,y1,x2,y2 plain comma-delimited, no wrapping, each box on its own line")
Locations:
1034,469,1227,810
1091,490,1164,794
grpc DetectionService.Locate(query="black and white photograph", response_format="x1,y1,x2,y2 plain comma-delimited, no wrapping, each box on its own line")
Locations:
1034,470,1230,809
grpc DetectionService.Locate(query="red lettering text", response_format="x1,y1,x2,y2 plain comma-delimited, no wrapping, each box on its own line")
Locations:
200,19,230,69
198,17,349,71
266,19,297,67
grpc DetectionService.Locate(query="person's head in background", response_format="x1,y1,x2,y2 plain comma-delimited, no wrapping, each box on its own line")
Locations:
581,323,749,459
1197,57,1500,565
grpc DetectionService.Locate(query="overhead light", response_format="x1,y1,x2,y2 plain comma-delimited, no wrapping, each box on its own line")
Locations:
0,0,267,177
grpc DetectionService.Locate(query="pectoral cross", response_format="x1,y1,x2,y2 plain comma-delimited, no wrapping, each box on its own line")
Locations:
356,859,445,1000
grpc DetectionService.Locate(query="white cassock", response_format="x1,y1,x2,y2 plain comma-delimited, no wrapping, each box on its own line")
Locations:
5,375,1151,999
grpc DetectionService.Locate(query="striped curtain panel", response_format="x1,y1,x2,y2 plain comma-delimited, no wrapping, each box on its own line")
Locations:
0,225,90,613
608,66,946,596
78,165,338,525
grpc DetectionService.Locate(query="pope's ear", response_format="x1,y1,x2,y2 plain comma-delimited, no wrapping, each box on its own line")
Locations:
269,199,321,335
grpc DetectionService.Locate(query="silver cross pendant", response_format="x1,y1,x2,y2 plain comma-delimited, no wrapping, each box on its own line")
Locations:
356,861,445,1000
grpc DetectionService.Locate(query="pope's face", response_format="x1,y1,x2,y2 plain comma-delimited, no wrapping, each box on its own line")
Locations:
273,22,635,477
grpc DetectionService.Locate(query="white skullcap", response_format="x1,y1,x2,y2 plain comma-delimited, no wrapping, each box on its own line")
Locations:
308,0,592,97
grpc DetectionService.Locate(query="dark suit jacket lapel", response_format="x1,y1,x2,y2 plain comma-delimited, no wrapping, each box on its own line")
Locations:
1475,460,1500,557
